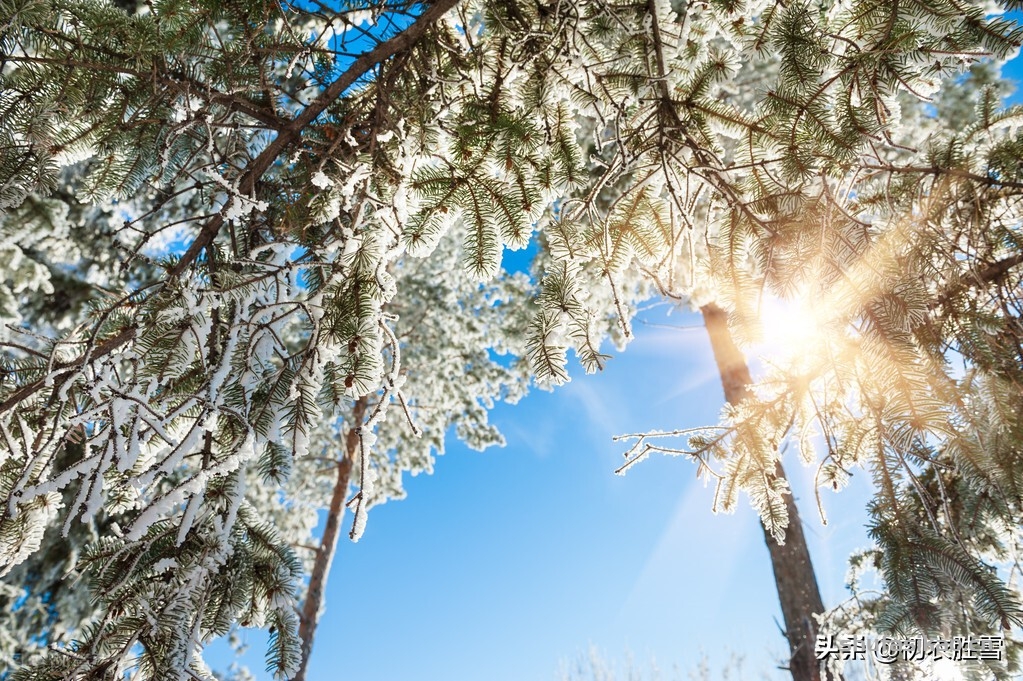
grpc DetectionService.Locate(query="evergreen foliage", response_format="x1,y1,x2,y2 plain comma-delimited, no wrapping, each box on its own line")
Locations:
0,0,1022,677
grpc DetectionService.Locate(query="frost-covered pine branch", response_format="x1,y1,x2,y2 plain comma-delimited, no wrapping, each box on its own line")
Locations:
3,0,1023,679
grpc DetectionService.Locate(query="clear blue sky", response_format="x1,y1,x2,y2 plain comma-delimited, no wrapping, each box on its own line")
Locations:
298,308,876,681
210,19,1023,681
213,299,877,681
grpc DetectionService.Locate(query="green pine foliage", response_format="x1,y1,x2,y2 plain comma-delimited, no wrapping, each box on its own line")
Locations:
2,0,1023,677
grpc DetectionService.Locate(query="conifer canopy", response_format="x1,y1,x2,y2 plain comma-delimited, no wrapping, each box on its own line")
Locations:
1,0,1022,678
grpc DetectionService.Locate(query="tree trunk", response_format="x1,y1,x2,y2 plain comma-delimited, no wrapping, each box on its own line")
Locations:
294,396,368,681
700,302,831,681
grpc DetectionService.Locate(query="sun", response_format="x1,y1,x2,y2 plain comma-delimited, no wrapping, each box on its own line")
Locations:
751,292,826,366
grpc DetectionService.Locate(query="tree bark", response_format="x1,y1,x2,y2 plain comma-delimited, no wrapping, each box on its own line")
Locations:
700,302,831,681
293,396,368,681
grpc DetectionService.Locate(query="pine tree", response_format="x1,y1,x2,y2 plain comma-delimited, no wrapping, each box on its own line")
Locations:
2,0,1023,679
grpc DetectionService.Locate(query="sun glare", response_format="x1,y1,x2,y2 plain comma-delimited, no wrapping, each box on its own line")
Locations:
753,293,825,365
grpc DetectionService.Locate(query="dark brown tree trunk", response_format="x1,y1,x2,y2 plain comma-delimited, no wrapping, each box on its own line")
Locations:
293,396,368,681
701,302,831,681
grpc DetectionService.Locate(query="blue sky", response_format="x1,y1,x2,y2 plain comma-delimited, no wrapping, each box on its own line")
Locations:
210,19,1023,681
215,300,878,681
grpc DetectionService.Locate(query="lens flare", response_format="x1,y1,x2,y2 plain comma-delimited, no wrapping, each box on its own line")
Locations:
752,293,824,365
